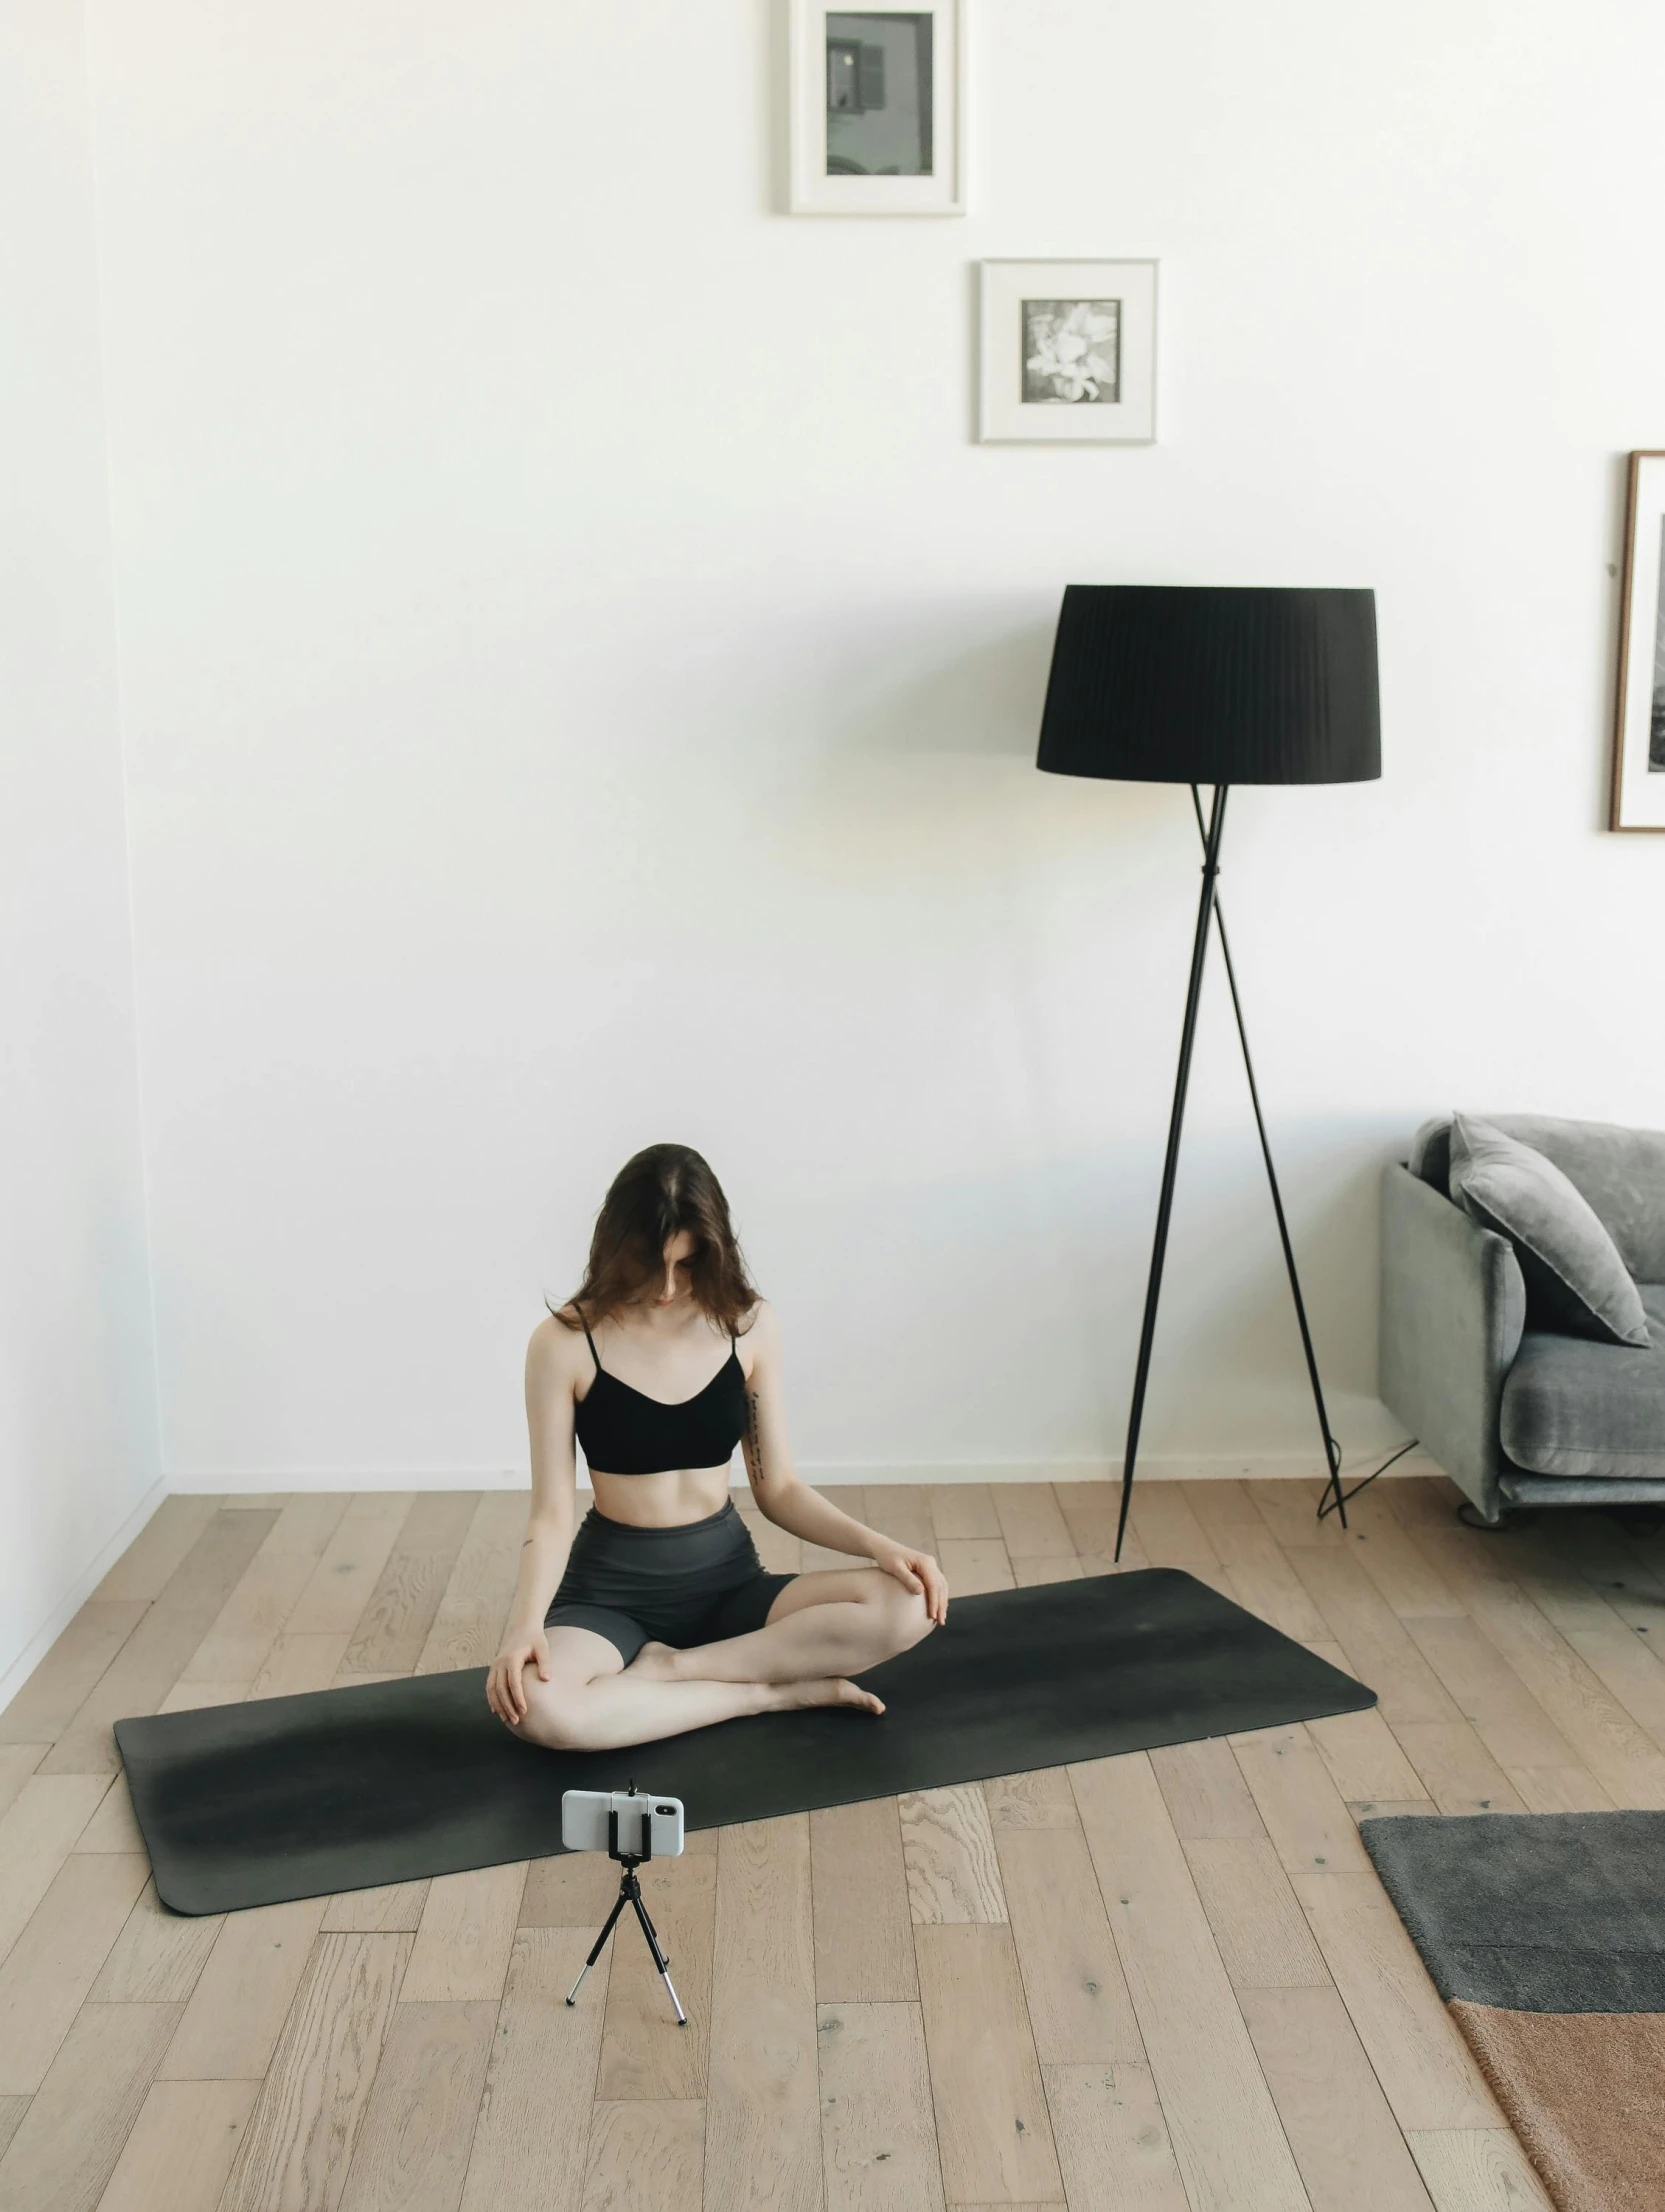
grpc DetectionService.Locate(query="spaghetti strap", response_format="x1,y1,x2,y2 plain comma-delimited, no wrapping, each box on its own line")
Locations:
581,1322,602,1374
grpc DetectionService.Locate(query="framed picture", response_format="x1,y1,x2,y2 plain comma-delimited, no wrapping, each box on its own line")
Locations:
978,260,1158,443
788,1,965,216
1611,450,1665,831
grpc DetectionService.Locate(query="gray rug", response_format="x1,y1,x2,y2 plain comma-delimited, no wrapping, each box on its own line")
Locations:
1361,1810,1665,2013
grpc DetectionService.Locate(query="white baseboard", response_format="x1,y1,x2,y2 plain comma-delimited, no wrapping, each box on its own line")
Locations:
166,1469,526,1495
0,1473,169,1715
802,1454,1440,1486
169,1451,1440,1497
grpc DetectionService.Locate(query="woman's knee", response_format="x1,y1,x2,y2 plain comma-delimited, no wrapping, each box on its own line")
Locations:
505,1674,595,1752
865,1577,933,1653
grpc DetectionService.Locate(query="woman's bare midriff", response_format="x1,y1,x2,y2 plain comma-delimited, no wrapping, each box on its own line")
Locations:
586,1464,736,1529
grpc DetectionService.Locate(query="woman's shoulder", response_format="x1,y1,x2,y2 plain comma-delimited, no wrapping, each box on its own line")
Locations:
734,1296,776,1346
528,1305,589,1375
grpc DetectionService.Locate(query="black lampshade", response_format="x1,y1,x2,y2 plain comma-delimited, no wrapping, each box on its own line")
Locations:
1036,585,1380,786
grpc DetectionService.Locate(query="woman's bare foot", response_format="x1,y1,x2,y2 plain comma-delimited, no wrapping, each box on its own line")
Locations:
774,1675,885,1716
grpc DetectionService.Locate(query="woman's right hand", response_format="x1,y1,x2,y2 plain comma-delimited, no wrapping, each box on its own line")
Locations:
487,1630,550,1726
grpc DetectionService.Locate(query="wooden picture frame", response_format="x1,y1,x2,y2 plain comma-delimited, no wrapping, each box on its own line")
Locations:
1611,450,1665,831
788,1,966,216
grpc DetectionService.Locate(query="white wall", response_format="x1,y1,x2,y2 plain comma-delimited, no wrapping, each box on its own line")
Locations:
81,0,1665,1490
1,0,161,1688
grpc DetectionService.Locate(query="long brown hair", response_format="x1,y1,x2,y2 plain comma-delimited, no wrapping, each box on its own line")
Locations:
553,1144,760,1335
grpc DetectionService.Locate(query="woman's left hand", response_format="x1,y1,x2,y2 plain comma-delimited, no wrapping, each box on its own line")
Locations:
872,1544,949,1625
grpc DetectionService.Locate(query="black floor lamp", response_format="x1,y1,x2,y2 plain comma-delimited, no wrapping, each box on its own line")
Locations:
1036,585,1381,1560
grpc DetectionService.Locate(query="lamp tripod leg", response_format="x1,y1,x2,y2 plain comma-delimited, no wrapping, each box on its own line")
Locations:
1115,785,1230,1563
1186,786,1347,1527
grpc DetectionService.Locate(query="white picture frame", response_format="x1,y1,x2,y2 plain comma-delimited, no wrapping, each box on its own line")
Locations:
978,260,1158,444
788,0,965,216
1611,450,1665,830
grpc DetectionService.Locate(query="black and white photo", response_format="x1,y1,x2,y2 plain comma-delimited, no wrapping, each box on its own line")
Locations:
1022,299,1121,405
826,12,933,178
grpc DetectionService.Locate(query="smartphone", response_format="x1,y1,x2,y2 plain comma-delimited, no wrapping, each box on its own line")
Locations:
560,1788,685,1858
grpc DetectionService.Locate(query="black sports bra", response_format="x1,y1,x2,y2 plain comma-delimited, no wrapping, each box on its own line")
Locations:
573,1321,748,1476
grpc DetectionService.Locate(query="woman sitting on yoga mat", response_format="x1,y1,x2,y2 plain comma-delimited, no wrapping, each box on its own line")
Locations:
486,1143,948,1750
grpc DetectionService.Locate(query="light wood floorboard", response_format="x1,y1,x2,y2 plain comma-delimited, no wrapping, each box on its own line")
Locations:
583,2099,706,2211
1238,1986,1435,2211
705,1816,821,2212
991,1820,1144,2064
812,1798,918,2003
1405,2129,1554,2211
40,1510,278,1774
0,1603,149,1745
90,1494,222,1606
92,2076,260,2212
218,1930,412,2212
1070,1752,1310,2212
1042,2059,1188,2212
400,1862,528,2005
900,1786,1007,1924
817,2000,945,2212
0,1746,50,1827
0,1472,1651,2210
457,1927,611,2212
0,1997,179,2212
158,1892,330,2082
338,1493,480,1679
335,1995,498,2212
0,1848,150,2092
914,1922,1063,2205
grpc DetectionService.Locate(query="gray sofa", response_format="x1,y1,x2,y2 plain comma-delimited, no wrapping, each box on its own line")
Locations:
1379,1114,1665,1523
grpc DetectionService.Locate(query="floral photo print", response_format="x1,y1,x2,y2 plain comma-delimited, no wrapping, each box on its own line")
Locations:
1022,300,1121,405
979,260,1156,443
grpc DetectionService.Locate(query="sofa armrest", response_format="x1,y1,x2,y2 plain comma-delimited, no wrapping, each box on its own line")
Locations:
1378,1161,1526,1522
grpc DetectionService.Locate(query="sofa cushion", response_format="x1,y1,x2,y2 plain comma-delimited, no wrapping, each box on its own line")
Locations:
1501,1285,1665,1478
1448,1115,1651,1349
1411,1112,1665,1282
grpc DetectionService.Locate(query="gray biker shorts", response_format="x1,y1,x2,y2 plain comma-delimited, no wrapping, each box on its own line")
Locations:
544,1498,795,1667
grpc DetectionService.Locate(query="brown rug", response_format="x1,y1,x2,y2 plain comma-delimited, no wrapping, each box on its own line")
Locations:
1451,2004,1665,2212
1361,1813,1665,2212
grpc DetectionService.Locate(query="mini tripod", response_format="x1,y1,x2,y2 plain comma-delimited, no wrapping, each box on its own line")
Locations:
564,1784,686,2026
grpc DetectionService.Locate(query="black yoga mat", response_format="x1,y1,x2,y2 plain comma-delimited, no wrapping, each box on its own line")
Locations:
116,1567,1374,1914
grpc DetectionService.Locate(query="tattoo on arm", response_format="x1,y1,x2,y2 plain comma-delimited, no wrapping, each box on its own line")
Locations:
743,1390,764,1489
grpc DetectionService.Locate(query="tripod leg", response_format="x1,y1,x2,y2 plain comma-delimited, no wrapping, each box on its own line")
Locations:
1115,785,1229,1563
624,1875,668,1962
1187,787,1347,1526
630,1893,688,2026
565,1887,631,2008
634,1899,668,1961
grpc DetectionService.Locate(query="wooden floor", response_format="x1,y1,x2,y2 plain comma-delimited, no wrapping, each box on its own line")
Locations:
4,1471,1664,2212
